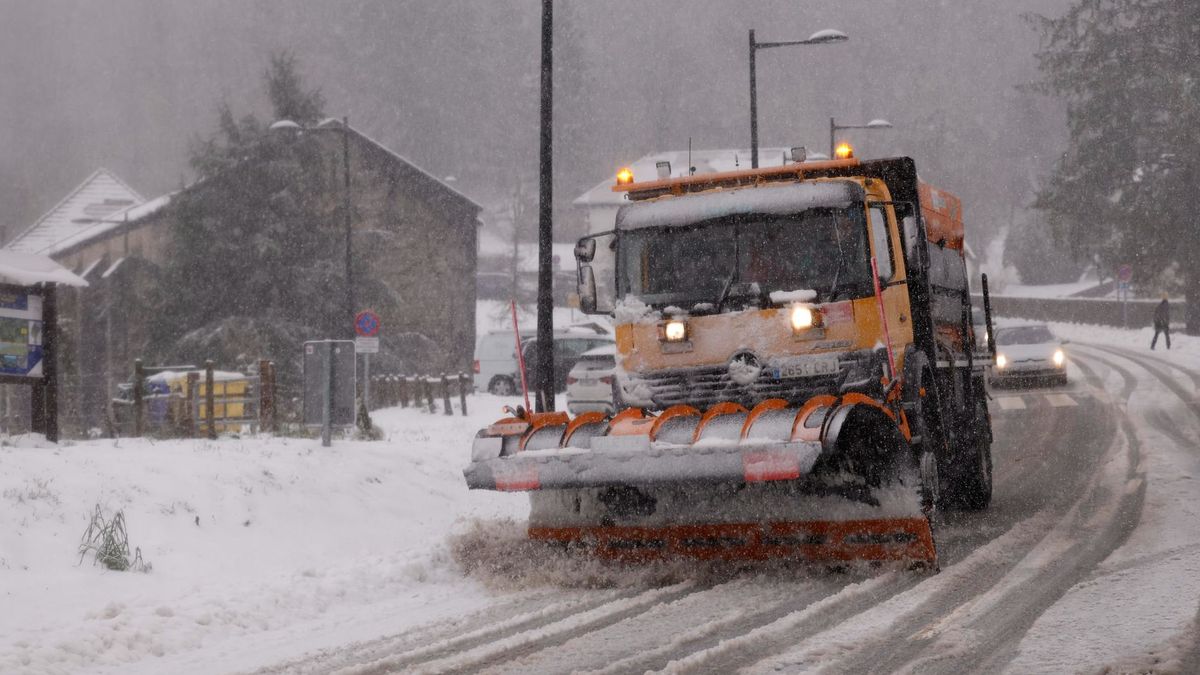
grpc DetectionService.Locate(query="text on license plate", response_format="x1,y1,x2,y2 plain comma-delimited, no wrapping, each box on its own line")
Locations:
773,356,839,379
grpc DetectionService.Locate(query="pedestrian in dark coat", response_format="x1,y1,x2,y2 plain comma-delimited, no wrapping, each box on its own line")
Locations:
1151,293,1171,350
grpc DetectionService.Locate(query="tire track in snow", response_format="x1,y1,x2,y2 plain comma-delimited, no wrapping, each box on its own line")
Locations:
494,576,841,674
655,360,1119,674
732,352,1141,673
253,587,624,675
339,580,701,674
1083,343,1200,421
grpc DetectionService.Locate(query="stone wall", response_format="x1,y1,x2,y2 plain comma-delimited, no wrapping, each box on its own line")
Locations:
974,294,1184,329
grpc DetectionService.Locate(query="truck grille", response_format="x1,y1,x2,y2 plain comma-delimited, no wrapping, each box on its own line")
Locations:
636,365,843,410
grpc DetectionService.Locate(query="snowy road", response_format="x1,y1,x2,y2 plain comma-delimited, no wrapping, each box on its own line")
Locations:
256,344,1200,674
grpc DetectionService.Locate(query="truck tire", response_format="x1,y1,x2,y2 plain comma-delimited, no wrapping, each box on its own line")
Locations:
488,376,516,396
942,400,992,511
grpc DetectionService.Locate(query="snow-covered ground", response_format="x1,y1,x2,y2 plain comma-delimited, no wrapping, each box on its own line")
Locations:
5,315,1200,674
0,398,529,675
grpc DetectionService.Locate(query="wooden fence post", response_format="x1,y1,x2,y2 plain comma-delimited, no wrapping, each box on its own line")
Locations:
133,358,145,437
205,360,216,440
425,377,436,414
398,376,409,408
458,372,468,416
258,359,275,433
268,360,278,432
441,373,452,416
186,371,199,438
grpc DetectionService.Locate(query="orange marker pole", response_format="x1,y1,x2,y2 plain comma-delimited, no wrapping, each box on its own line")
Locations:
511,300,532,412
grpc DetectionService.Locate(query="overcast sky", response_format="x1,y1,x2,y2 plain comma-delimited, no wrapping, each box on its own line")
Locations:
1,0,1069,251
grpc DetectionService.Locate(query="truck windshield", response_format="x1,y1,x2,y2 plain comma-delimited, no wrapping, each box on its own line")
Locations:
617,207,872,308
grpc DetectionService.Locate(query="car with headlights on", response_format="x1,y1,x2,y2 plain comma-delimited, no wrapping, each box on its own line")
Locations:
990,324,1068,387
565,344,617,414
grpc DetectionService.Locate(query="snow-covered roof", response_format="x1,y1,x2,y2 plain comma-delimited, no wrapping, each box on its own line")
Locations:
4,169,149,256
0,249,88,287
573,147,811,208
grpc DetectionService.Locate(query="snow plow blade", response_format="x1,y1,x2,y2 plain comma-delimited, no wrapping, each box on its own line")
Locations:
529,518,936,565
464,399,937,568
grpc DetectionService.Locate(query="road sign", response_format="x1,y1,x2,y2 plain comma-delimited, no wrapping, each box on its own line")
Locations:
355,336,379,354
355,311,381,338
1117,264,1133,283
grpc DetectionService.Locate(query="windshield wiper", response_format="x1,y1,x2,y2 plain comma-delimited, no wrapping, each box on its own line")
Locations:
714,262,738,313
827,224,847,302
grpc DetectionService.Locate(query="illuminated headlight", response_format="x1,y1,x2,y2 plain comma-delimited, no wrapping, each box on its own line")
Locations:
663,320,688,342
1053,349,1065,367
790,305,815,331
995,353,1008,369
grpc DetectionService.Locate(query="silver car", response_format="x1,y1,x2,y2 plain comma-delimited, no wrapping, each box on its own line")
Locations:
566,345,617,414
990,324,1068,387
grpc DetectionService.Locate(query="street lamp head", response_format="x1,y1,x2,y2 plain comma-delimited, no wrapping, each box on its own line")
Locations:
866,118,893,128
806,28,849,44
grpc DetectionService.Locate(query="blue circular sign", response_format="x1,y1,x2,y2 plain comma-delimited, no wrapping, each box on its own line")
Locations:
355,311,380,337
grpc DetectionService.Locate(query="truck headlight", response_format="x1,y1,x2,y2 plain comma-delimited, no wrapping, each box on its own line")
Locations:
995,353,1007,369
662,320,688,342
790,305,814,331
1053,349,1065,367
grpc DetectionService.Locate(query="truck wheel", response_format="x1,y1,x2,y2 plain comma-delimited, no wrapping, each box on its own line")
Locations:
488,376,516,396
943,402,993,511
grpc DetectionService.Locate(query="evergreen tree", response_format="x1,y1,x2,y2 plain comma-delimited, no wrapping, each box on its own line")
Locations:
1029,0,1200,331
155,53,348,368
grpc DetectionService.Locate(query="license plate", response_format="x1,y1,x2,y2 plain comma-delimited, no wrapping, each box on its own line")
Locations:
773,355,839,379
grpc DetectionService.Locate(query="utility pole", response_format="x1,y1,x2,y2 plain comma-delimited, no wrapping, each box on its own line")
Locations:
749,29,759,169
535,0,555,412
342,116,354,338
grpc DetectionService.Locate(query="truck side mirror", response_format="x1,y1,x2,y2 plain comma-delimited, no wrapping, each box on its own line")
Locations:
578,265,597,313
902,216,924,270
575,238,596,263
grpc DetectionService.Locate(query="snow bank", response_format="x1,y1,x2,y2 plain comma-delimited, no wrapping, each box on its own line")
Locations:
0,398,527,674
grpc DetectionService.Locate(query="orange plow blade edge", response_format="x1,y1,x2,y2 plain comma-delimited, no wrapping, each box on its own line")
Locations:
529,517,937,566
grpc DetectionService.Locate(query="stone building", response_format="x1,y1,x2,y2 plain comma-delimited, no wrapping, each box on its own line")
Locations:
4,122,480,435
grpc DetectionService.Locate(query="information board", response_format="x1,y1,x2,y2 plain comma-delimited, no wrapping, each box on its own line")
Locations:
0,289,44,378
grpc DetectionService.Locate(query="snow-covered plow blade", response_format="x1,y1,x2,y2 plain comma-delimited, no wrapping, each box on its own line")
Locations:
464,398,937,567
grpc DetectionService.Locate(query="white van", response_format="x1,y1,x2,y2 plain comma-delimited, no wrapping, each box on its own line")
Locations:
474,327,614,396
474,330,532,395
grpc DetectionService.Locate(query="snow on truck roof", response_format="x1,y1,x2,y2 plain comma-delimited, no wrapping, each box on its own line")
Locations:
615,180,862,231
573,147,806,207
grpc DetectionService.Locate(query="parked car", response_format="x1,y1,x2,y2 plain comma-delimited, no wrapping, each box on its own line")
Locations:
474,327,614,396
520,331,615,394
566,345,617,414
989,324,1069,387
474,329,532,395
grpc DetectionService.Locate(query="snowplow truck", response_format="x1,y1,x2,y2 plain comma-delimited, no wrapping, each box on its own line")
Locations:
464,153,995,568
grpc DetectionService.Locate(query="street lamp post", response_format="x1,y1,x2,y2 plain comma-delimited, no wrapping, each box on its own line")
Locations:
270,117,355,339
829,117,893,158
748,28,848,169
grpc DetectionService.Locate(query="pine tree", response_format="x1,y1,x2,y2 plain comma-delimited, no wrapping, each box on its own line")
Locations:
156,53,347,366
1030,0,1200,331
